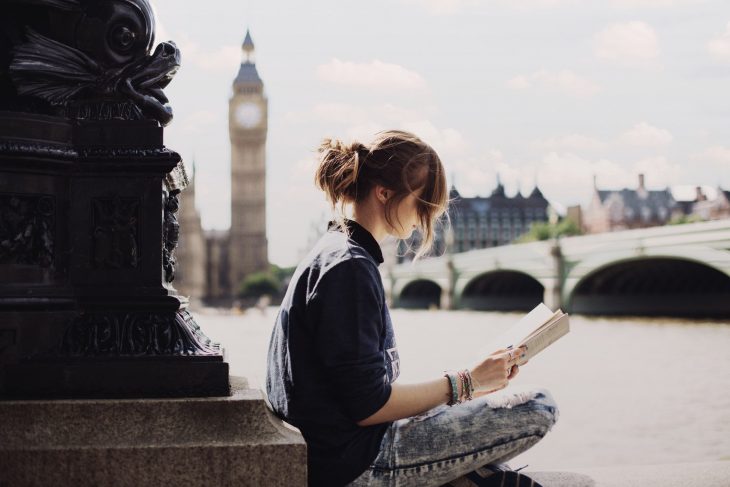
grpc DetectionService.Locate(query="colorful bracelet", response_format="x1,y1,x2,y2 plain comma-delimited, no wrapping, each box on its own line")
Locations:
462,369,474,401
443,372,459,406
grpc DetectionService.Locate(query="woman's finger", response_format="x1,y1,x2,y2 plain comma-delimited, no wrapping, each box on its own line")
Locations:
507,364,519,380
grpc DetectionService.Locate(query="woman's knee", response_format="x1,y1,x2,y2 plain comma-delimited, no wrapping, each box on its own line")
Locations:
527,387,559,433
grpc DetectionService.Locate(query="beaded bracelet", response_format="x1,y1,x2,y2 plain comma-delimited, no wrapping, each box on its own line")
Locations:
443,372,459,406
462,369,474,401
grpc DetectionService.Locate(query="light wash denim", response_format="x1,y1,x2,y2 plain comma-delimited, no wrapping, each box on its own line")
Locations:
346,386,559,487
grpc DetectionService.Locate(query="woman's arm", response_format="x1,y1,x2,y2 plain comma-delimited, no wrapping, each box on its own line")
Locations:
356,346,526,427
355,377,454,426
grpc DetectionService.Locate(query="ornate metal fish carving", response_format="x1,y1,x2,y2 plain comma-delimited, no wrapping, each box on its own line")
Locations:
7,0,179,126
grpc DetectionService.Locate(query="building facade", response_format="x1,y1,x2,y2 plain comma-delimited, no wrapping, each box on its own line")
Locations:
583,174,677,234
692,186,730,221
175,30,269,305
174,161,207,305
396,179,550,263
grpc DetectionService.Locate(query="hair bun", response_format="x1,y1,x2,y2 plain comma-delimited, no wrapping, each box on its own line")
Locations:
315,138,367,205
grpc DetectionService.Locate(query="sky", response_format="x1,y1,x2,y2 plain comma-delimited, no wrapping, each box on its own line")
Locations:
152,0,730,267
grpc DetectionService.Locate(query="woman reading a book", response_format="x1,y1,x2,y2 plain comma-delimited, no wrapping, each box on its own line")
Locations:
266,130,559,487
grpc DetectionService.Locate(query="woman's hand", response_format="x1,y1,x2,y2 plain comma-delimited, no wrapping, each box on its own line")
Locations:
469,346,528,396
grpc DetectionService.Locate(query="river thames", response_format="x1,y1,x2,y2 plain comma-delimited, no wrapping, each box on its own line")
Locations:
196,307,730,471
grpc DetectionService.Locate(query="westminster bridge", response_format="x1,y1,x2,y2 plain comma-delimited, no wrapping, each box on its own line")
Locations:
384,219,730,317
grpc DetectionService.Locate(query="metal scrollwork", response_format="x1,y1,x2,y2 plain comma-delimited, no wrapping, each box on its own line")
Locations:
92,194,139,269
0,193,55,267
58,309,222,357
162,188,181,282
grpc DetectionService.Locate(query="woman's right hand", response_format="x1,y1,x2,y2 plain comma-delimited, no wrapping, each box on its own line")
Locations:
469,346,527,394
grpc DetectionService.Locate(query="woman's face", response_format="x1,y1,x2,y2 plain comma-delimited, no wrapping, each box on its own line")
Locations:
386,188,425,239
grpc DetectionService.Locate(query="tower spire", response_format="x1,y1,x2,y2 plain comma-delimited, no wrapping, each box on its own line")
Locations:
242,28,255,63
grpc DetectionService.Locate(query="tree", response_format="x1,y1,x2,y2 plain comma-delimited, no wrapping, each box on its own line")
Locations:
517,218,582,243
237,271,280,299
236,263,296,300
668,213,703,225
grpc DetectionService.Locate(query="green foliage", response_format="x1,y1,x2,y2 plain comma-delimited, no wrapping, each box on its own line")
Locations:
238,272,279,299
667,213,704,225
517,219,583,243
236,263,296,299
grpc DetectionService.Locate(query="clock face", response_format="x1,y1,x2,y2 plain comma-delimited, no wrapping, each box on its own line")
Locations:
235,102,262,128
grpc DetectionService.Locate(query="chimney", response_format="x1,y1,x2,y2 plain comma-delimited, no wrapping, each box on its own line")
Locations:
695,186,706,202
638,173,645,190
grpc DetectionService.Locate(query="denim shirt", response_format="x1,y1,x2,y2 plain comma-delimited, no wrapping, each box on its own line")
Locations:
266,219,400,487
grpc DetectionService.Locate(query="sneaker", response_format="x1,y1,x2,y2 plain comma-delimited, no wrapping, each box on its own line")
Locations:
441,462,544,487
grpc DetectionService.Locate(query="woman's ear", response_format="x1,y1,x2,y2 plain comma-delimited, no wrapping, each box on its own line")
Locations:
375,185,390,205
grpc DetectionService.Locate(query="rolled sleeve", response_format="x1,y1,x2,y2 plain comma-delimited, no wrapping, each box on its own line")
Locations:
307,259,391,422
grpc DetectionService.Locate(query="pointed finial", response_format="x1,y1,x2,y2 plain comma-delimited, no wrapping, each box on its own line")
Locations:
242,29,255,64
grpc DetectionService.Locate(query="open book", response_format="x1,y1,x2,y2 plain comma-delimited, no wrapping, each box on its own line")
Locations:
486,303,570,366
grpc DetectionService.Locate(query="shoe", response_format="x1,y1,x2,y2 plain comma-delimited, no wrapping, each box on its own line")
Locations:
441,462,543,487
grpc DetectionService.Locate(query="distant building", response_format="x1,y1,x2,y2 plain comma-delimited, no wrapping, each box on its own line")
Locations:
583,174,677,234
692,186,730,221
175,162,206,305
175,29,268,306
396,178,550,263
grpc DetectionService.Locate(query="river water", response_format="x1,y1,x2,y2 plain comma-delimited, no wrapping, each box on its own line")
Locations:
196,307,730,471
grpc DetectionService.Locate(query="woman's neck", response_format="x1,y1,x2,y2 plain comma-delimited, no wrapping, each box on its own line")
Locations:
352,203,388,242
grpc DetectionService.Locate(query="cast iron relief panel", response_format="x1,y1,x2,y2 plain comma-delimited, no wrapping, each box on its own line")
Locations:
7,0,179,126
0,193,55,267
91,195,140,269
162,189,180,282
162,161,189,282
58,309,221,357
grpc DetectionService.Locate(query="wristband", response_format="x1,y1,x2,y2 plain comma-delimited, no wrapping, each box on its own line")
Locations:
443,371,459,406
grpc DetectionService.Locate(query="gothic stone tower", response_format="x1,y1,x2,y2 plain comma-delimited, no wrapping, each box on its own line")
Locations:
228,30,269,295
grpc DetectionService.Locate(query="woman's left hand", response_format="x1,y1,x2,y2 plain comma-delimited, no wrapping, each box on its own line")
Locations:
472,359,527,397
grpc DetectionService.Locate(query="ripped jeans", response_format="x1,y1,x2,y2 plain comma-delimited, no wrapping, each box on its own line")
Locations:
346,386,559,487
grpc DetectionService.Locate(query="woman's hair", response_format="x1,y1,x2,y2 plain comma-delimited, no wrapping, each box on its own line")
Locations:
315,129,449,261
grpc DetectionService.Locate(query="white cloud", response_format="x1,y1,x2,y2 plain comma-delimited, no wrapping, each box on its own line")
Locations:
631,156,683,187
156,34,240,72
401,0,479,14
284,101,463,160
533,134,607,152
316,59,429,93
538,152,634,204
444,150,508,197
707,22,730,62
178,110,220,133
611,0,705,6
619,122,673,147
594,21,660,67
691,145,730,168
402,0,702,14
507,69,601,97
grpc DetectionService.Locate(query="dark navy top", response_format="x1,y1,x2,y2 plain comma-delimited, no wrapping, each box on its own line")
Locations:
266,219,400,487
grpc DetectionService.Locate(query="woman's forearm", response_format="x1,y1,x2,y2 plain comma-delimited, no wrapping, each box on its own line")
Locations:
356,377,459,426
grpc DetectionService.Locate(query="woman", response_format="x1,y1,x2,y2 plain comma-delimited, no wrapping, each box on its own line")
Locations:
266,130,558,487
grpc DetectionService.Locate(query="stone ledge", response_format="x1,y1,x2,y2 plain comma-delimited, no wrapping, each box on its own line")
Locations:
527,461,730,487
0,376,306,486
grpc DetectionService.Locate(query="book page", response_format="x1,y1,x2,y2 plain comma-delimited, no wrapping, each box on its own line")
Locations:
485,303,555,352
517,314,569,365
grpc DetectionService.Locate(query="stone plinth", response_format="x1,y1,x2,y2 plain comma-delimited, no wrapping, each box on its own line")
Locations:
0,377,306,486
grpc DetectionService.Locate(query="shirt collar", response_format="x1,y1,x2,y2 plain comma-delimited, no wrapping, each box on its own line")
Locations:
327,218,384,265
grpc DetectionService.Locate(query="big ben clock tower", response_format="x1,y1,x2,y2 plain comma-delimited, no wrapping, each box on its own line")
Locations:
228,29,268,294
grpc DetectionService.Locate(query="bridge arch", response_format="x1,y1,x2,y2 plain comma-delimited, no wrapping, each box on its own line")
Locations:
567,256,730,317
458,270,544,311
397,279,442,309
